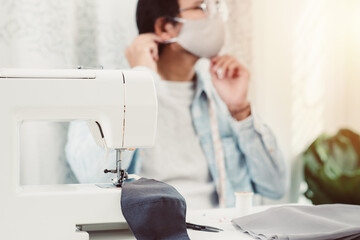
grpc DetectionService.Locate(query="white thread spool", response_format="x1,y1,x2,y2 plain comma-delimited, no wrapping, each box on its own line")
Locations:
234,192,254,217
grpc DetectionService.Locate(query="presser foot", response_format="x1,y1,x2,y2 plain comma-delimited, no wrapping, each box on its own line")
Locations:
103,149,128,187
103,168,128,187
97,169,128,189
112,169,129,187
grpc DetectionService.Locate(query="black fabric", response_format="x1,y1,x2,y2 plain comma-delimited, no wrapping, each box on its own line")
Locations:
121,178,190,240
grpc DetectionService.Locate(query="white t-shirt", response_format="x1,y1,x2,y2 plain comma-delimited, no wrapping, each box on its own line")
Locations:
139,79,218,209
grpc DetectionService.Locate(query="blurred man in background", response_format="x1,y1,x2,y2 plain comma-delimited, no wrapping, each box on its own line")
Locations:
66,0,287,208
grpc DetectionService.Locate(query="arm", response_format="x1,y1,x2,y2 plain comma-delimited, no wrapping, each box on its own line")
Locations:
210,55,287,199
231,112,288,199
65,121,134,183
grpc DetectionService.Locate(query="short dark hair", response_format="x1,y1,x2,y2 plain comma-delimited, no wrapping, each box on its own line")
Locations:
136,0,180,34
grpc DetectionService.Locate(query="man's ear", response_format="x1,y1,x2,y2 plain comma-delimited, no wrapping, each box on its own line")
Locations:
154,17,179,41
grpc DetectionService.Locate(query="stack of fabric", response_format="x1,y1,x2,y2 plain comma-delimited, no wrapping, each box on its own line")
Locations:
232,204,360,240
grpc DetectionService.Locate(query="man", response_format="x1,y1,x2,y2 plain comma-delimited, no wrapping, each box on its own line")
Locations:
66,0,287,208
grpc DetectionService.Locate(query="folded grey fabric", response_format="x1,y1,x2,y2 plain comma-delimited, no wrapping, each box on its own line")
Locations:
232,204,360,240
121,178,190,240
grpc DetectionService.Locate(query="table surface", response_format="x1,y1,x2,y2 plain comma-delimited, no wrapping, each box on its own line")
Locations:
89,206,273,240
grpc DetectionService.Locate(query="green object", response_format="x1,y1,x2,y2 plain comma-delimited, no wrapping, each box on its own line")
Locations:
303,129,360,205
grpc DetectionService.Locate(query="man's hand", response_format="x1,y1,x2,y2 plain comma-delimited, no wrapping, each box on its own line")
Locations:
125,33,163,72
210,55,251,121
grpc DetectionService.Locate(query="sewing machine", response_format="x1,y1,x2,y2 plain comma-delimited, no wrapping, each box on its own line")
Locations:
0,69,157,240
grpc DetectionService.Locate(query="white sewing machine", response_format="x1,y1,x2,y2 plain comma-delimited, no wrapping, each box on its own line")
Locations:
0,69,157,240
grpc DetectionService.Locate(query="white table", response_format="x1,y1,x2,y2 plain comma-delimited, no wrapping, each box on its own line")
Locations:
89,206,272,240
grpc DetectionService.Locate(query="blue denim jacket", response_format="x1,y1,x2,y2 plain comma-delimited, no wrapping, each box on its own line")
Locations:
65,60,287,207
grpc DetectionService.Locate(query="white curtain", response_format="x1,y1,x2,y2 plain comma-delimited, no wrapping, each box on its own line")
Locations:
0,0,139,68
223,0,252,68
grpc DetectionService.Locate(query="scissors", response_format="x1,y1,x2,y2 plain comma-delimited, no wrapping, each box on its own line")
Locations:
186,222,224,232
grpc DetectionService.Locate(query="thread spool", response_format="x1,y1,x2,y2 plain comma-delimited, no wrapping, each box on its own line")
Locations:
234,192,254,217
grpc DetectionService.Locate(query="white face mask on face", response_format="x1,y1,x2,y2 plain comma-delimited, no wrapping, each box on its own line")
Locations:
165,15,225,59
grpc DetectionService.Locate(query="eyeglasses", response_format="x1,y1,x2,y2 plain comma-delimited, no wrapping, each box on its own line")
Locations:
179,0,229,20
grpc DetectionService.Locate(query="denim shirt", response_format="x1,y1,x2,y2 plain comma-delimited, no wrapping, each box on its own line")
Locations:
65,60,288,207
